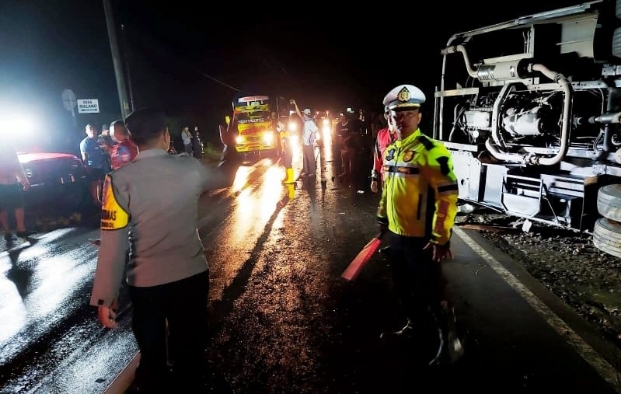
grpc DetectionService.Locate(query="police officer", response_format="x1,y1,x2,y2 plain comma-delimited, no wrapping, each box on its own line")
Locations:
90,108,232,392
377,84,463,365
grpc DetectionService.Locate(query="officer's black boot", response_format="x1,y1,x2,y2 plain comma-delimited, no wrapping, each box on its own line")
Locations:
380,318,415,340
428,302,464,366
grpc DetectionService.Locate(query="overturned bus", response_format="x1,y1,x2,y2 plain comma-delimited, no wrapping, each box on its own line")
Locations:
433,0,621,257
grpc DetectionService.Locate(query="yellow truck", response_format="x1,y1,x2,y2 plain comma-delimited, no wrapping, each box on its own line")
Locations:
231,95,280,158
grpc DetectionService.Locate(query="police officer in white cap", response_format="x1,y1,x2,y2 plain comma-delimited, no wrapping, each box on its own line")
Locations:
377,84,463,365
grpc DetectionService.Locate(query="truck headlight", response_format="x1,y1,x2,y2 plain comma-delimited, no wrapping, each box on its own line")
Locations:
263,131,274,145
236,135,245,144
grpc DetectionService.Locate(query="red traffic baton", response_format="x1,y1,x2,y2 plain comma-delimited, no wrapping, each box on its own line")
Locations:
341,231,385,281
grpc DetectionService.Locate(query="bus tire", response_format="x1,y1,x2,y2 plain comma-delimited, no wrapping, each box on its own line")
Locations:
592,218,621,259
597,184,621,222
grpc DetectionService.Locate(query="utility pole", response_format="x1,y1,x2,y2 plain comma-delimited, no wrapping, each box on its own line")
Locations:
121,24,135,113
103,0,130,120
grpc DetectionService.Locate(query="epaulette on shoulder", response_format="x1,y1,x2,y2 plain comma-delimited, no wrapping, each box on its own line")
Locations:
417,134,436,151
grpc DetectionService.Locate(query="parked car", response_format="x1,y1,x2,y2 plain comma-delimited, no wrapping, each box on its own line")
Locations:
17,151,89,210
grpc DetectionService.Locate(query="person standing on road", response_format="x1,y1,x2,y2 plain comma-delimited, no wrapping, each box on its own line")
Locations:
87,120,139,246
191,126,203,159
370,107,397,194
278,118,295,184
335,112,363,185
99,123,114,173
0,144,33,243
370,107,397,254
291,100,318,177
80,124,107,205
181,126,193,155
89,108,232,392
109,120,138,171
377,84,463,366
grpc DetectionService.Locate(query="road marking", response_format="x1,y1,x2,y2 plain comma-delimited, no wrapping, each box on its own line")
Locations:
454,227,621,392
103,353,139,394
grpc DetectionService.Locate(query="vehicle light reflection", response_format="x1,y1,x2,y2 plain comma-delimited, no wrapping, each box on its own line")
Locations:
261,165,285,210
289,135,302,160
0,280,27,344
321,128,333,162
231,161,284,243
231,165,251,195
0,228,77,348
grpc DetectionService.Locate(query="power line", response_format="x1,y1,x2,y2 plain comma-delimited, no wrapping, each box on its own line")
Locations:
191,66,239,92
121,21,240,93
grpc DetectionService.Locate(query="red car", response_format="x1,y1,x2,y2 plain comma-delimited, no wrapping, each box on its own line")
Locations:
17,151,89,209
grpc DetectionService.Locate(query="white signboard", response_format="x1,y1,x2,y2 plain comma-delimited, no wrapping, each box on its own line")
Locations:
77,99,100,114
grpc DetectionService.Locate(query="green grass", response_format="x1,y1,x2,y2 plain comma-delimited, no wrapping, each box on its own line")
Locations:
203,142,223,161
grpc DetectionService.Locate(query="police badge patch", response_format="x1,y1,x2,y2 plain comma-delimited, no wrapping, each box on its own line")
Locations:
403,151,414,162
386,148,396,161
398,87,410,103
101,174,129,230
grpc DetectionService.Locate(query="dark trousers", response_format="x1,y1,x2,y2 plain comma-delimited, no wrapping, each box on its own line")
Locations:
129,271,209,391
388,233,447,321
340,147,360,176
302,145,316,175
0,184,24,210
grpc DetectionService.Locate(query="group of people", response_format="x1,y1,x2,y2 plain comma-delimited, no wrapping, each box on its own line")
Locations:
79,121,138,206
273,99,321,184
88,83,463,393
333,110,373,187
179,125,203,159
0,121,138,246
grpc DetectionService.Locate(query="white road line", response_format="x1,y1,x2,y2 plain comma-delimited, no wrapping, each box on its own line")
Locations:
454,227,621,392
103,353,139,394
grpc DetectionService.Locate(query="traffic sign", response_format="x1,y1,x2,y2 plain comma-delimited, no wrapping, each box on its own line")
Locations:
62,89,77,111
77,99,100,114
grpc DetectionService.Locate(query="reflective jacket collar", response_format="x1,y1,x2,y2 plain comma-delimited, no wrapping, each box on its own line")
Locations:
395,128,421,148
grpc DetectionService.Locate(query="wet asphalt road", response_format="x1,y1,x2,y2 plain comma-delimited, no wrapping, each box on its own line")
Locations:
2,136,621,393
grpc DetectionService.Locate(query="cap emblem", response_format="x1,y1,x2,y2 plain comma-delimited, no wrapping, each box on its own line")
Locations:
397,87,411,103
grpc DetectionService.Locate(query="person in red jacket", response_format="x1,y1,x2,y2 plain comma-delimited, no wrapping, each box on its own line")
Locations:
109,120,138,171
370,107,397,193
89,120,138,246
369,107,397,254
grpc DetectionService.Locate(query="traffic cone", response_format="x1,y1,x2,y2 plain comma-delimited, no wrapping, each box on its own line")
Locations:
283,168,295,184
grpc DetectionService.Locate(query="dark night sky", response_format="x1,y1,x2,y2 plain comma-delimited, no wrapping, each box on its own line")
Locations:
0,0,584,143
